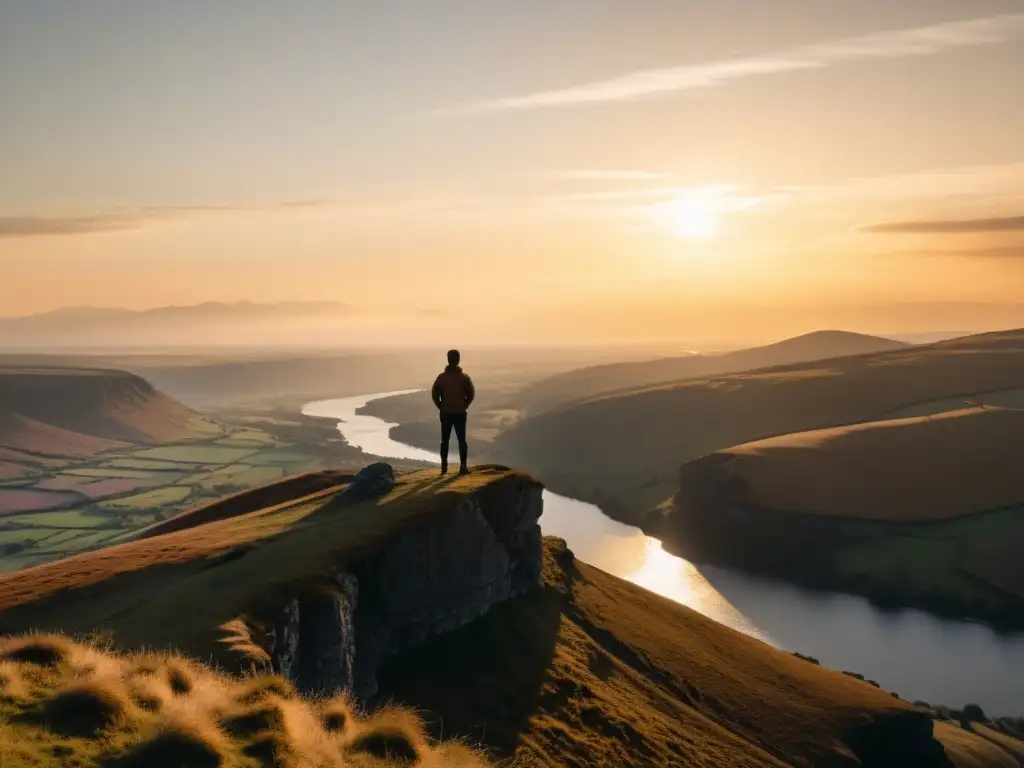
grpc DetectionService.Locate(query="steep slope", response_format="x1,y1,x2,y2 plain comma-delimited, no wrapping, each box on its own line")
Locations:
382,539,1020,767
650,407,1024,626
493,329,1024,518
0,367,221,457
516,330,909,415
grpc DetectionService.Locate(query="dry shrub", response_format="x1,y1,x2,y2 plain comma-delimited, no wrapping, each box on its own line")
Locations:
105,717,227,768
344,707,428,765
40,679,130,737
218,618,272,667
0,634,72,667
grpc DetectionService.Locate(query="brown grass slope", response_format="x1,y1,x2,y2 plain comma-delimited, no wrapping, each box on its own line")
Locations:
515,330,908,415
0,367,221,457
0,467,534,668
136,469,359,539
0,634,490,767
493,329,1024,517
379,539,1019,768
707,406,1024,521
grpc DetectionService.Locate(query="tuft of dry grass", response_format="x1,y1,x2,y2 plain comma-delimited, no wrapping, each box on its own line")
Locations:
0,632,493,768
320,695,354,734
0,662,27,701
0,634,72,668
343,707,428,765
221,696,288,738
39,679,130,737
105,716,228,768
161,660,194,696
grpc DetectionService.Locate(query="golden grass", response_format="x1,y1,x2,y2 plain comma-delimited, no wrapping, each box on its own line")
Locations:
717,406,1024,520
0,633,493,768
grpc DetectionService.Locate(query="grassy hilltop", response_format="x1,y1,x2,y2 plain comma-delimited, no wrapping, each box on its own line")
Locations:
0,467,523,665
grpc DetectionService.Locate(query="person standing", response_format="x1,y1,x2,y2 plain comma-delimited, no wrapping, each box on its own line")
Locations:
431,349,475,475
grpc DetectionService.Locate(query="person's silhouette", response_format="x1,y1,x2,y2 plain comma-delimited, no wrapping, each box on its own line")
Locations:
431,349,475,475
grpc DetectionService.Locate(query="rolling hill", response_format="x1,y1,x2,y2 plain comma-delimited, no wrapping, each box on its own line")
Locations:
0,367,222,459
1,465,1018,766
694,406,1024,522
515,330,909,416
491,329,1024,520
649,406,1024,626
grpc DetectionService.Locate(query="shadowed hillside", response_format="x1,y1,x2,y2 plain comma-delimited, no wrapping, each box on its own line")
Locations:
515,331,909,416
2,467,1019,766
0,367,222,458
492,330,1024,519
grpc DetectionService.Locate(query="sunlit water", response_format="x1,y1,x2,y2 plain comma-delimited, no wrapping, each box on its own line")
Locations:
304,393,1024,714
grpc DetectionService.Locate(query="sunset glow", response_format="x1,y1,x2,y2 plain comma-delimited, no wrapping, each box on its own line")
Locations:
657,195,720,240
0,2,1022,345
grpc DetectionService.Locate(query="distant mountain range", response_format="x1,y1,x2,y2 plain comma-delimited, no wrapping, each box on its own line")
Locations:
0,302,352,348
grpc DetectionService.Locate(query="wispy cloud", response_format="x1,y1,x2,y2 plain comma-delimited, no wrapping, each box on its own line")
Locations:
0,200,337,238
0,215,136,238
900,246,1024,259
864,215,1024,234
441,13,1024,114
549,170,669,181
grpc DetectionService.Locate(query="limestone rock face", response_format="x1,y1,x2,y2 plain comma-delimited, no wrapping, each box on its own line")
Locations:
269,468,543,700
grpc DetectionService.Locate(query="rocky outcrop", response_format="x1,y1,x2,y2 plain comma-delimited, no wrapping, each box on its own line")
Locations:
266,468,544,700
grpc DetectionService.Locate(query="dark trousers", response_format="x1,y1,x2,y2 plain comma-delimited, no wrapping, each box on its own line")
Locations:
440,413,468,468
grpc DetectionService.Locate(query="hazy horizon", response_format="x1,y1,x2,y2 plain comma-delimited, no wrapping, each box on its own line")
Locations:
2,1,1022,345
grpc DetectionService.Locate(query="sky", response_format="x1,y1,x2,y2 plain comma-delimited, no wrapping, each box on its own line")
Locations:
1,0,1023,345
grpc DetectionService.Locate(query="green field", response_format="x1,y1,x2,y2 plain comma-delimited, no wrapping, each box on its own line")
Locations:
247,449,318,465
0,509,112,529
102,458,201,471
187,464,285,492
99,486,193,511
66,468,166,480
131,445,260,464
0,415,371,573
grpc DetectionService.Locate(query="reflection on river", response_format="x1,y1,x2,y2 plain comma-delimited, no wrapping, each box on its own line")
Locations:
304,393,1024,714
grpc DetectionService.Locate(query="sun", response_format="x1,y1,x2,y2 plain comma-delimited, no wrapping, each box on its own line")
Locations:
657,195,719,240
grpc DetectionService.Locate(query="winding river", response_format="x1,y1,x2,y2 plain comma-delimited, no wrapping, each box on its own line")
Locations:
304,392,1024,715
